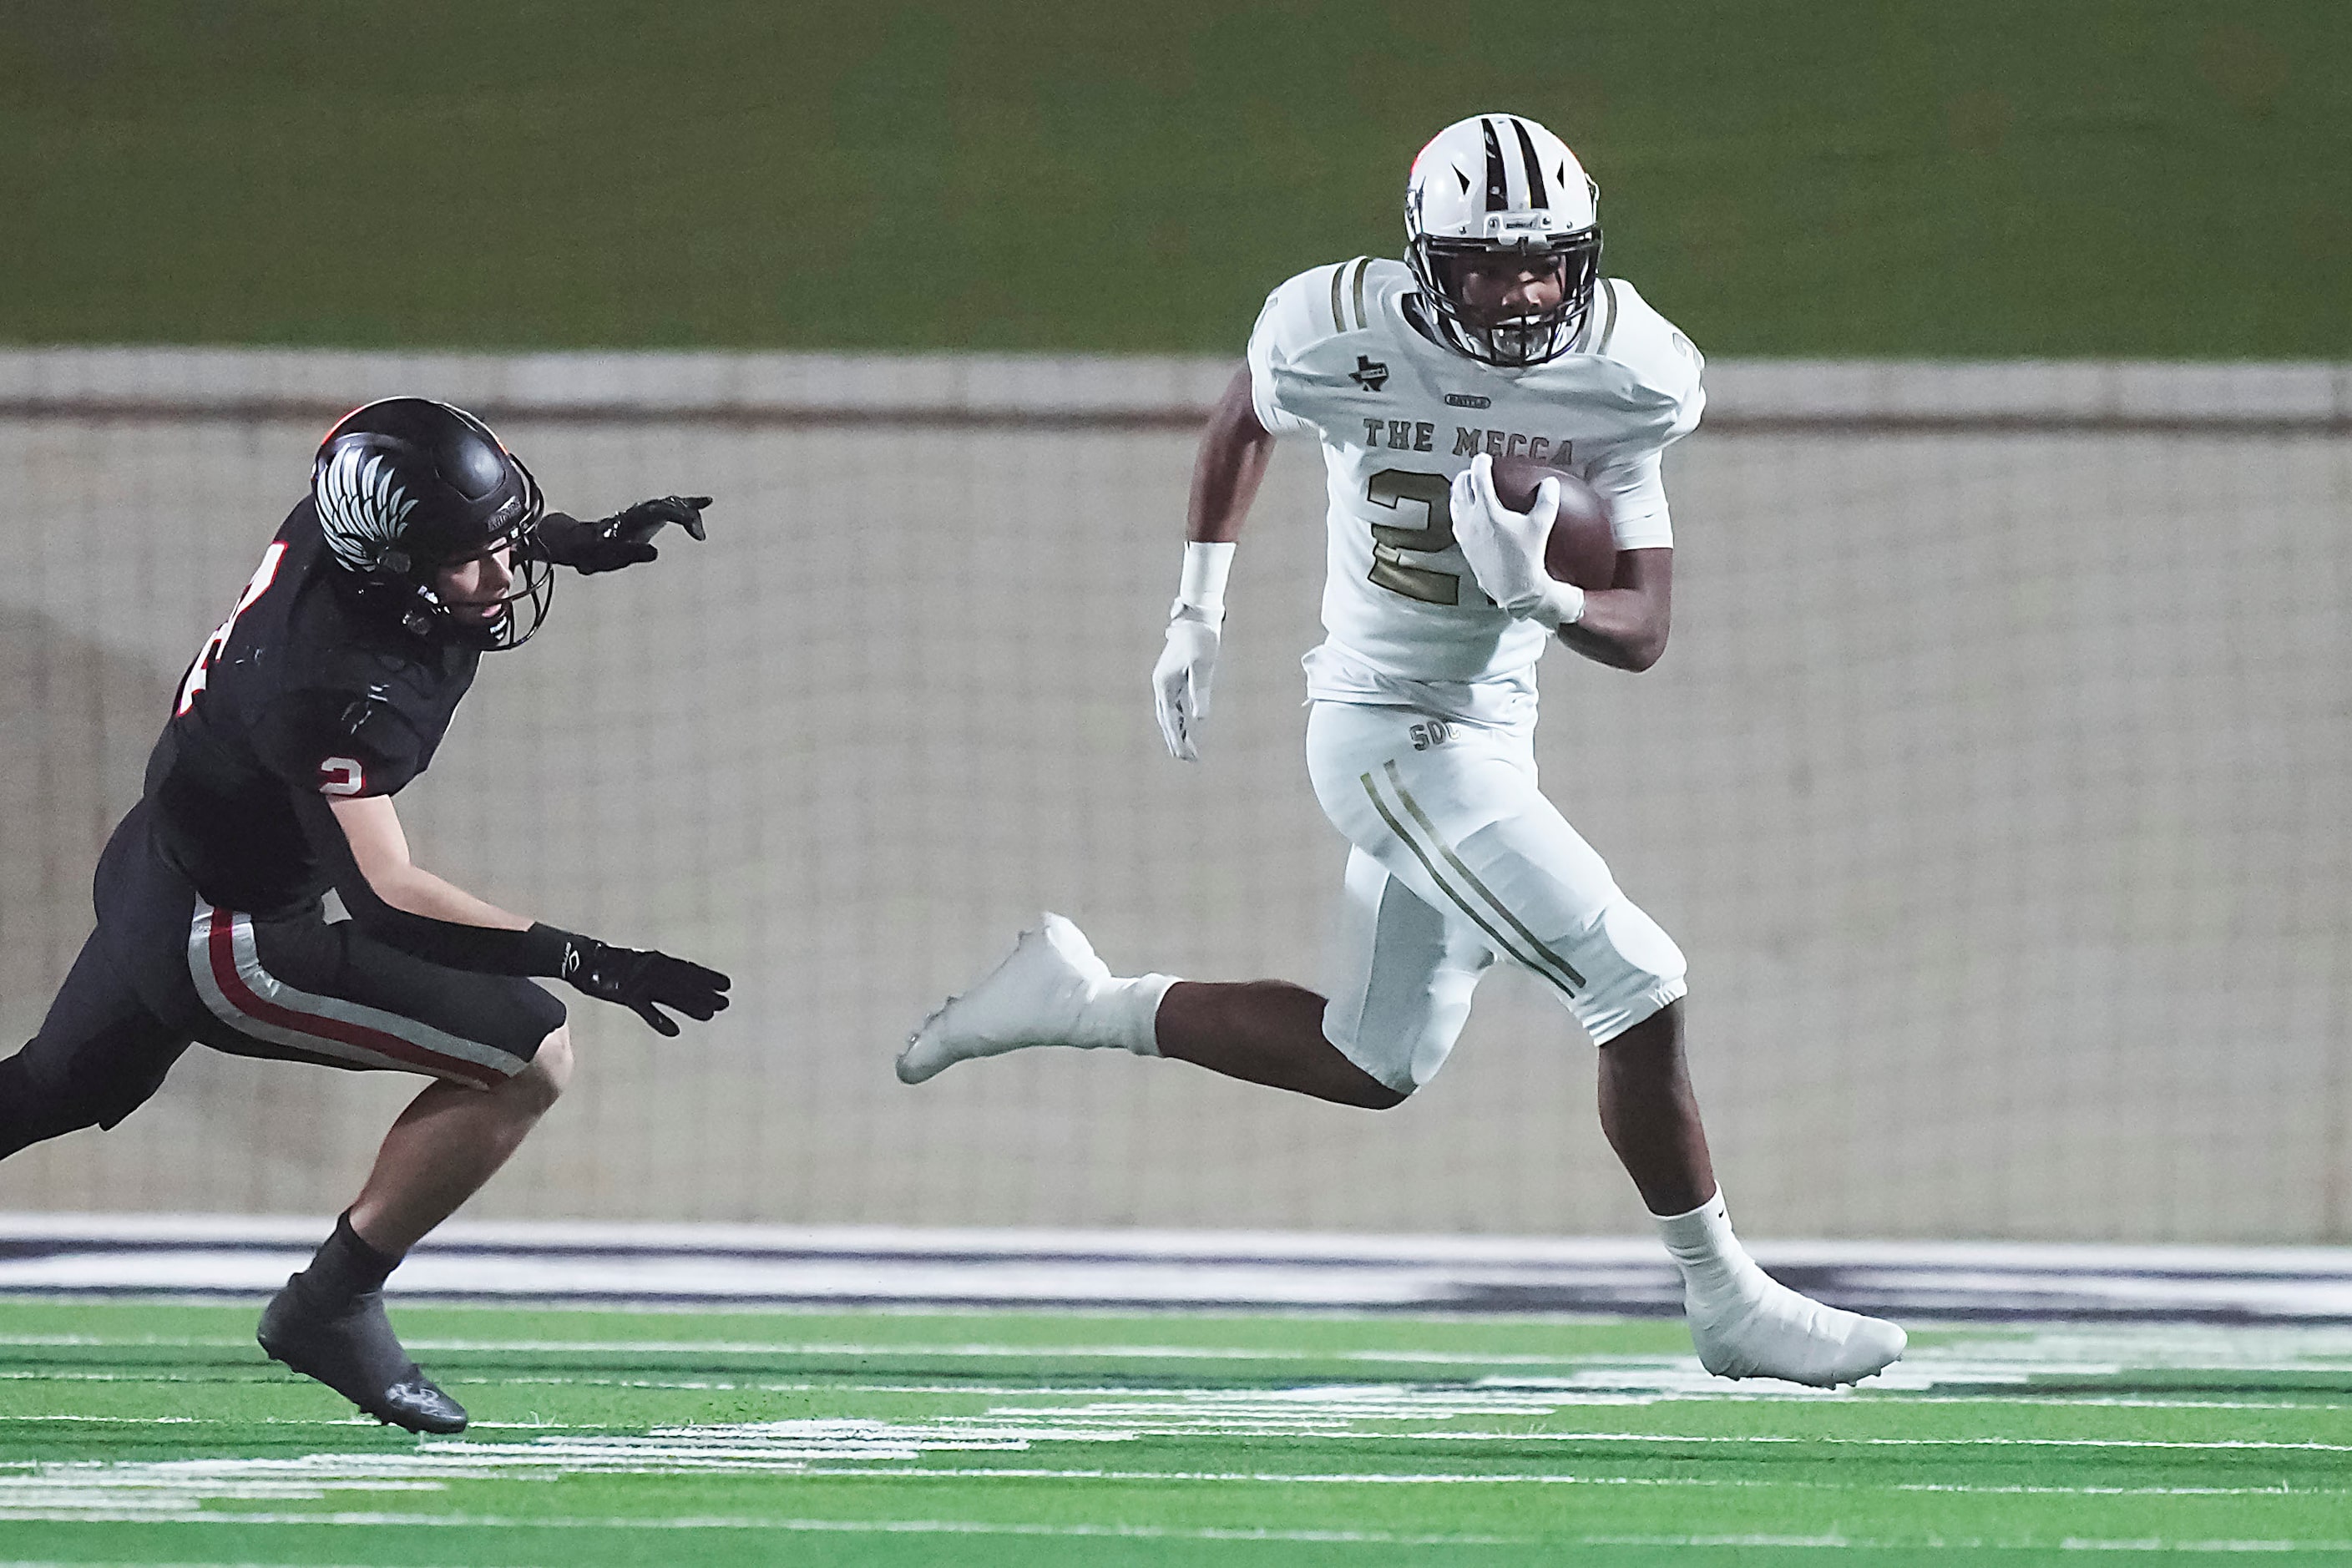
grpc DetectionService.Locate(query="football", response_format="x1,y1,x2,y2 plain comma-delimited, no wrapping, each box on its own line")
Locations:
1489,456,1617,589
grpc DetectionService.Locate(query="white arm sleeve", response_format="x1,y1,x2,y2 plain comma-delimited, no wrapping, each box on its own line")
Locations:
1581,280,1704,551
1585,446,1676,551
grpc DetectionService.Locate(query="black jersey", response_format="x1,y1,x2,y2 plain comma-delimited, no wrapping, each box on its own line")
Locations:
142,500,478,918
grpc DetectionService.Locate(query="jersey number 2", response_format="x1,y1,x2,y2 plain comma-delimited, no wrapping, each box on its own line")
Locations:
175,541,288,716
1364,469,1459,606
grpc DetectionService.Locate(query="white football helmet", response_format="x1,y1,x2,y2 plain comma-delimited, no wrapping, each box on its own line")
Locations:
1405,114,1601,368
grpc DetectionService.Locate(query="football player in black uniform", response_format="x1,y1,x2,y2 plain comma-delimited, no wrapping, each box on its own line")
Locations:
0,397,731,1434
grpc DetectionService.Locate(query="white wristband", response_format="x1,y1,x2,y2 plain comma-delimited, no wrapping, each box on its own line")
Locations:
1176,540,1236,619
1532,581,1587,631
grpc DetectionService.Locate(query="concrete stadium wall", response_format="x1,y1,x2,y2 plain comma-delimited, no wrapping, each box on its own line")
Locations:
0,350,2345,1242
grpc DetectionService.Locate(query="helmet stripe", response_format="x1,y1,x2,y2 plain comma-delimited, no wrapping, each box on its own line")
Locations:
1480,116,1509,215
1511,118,1550,210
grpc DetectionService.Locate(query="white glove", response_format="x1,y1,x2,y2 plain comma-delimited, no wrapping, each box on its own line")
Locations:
1449,453,1586,630
1153,606,1221,761
1151,541,1235,762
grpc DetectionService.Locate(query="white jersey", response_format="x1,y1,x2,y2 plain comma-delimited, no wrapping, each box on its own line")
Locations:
1247,256,1703,728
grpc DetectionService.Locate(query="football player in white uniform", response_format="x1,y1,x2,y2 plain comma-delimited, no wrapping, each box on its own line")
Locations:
902,114,1904,1387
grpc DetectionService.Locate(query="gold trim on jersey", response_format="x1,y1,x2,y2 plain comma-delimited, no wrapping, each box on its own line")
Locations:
1594,278,1621,357
1330,256,1373,334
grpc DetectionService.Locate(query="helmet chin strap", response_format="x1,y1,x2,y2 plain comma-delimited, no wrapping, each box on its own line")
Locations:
1408,234,1600,369
435,556,554,651
1471,303,1586,368
362,542,554,651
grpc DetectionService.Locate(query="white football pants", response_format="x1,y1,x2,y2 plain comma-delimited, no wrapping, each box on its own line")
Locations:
1305,701,1687,1094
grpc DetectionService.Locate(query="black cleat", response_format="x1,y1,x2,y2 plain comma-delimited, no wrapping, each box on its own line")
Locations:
257,1276,468,1434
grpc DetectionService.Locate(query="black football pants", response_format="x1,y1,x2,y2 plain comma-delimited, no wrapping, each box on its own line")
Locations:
0,927,188,1156
1,803,562,1161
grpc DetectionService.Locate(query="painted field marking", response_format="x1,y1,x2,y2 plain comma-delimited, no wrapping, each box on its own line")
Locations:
11,1401,2352,1525
14,1317,2352,1533
0,1415,200,1424
411,1338,1683,1367
11,1368,2338,1414
9,1320,2352,1371
0,1513,1515,1544
1588,1539,2352,1554
1409,1430,2352,1451
10,1519,2352,1551
792,1468,2341,1497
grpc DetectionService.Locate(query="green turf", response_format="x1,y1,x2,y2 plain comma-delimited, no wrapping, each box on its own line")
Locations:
3,2,2347,357
3,1300,2350,1565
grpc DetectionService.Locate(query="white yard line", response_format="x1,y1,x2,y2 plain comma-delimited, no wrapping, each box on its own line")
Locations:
8,1405,2351,1518
1409,1432,2352,1451
8,1523,2352,1551
10,1321,2352,1532
0,1512,1515,1543
1579,1539,2352,1554
7,1217,2352,1318
80,1390,2352,1419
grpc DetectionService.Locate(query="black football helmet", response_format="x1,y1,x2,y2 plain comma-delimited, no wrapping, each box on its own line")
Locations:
311,398,553,649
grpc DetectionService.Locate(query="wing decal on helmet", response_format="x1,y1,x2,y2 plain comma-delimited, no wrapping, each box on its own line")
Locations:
1512,118,1550,210
316,446,420,573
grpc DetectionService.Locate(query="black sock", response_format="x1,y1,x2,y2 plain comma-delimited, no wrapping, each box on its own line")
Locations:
290,1211,400,1311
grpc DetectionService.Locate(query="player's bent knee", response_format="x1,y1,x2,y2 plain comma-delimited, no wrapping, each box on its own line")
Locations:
1319,1015,1426,1105
1322,951,1481,1100
507,1026,572,1114
1596,996,1682,1056
0,1047,169,1153
1311,1030,1415,1110
1569,899,1690,1046
0,1055,90,1153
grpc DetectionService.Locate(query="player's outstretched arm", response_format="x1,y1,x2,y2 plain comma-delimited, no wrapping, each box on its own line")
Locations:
324,794,533,934
1154,368,1277,761
296,793,731,1035
536,495,713,575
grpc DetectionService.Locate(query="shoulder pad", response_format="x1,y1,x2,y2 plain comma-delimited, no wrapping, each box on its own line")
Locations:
1249,259,1420,435
252,685,425,800
1256,258,1388,359
1590,278,1704,409
336,686,413,754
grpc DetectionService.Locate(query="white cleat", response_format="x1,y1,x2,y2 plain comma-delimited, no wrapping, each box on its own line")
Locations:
1687,1277,1907,1388
898,913,1115,1085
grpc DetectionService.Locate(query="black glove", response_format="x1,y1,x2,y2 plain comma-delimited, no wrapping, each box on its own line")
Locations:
557,933,731,1036
537,495,712,575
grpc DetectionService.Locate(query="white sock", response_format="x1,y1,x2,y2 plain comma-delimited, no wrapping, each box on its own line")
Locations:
1653,1188,1768,1307
1096,972,1177,1057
